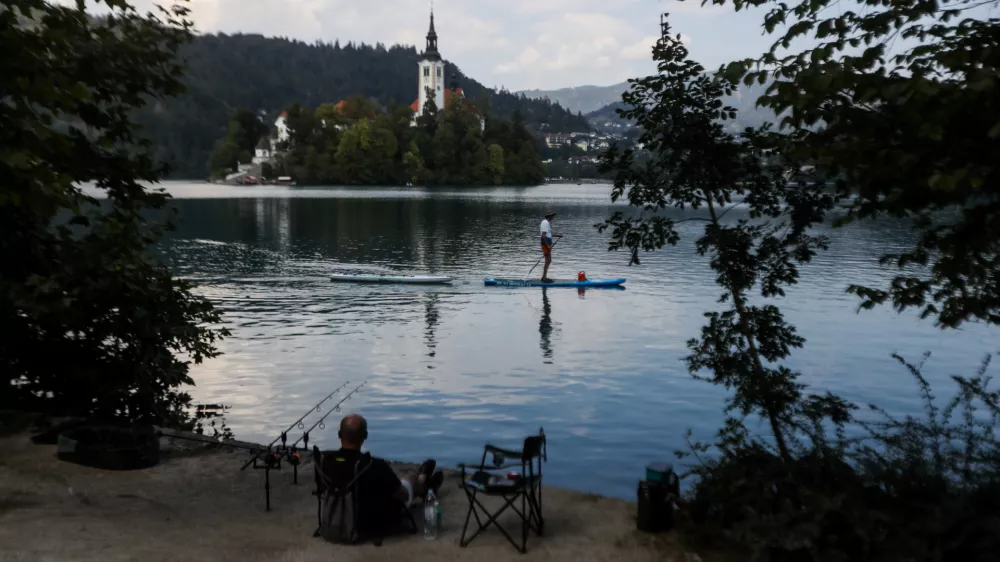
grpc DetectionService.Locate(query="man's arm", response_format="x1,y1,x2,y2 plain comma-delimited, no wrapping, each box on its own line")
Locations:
369,458,408,503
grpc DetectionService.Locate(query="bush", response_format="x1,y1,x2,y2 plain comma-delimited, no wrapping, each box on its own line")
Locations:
680,353,1000,562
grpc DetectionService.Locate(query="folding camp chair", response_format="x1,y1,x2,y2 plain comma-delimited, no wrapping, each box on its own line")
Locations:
311,447,417,545
458,428,546,554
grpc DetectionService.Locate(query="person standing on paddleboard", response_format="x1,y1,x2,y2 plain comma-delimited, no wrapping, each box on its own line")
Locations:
540,211,562,283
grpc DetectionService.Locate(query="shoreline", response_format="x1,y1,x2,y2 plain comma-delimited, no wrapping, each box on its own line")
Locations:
0,429,704,562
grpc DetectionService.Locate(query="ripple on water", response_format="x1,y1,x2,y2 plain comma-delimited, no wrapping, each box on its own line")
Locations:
158,184,996,500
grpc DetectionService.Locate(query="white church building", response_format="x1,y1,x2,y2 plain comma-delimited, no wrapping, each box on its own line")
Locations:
263,8,483,155
408,10,484,130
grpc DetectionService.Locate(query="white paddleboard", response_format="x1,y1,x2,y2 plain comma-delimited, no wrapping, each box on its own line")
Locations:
330,273,454,285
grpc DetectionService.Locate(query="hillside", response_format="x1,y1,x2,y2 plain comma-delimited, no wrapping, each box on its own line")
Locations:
136,34,590,179
519,82,628,115
582,80,779,132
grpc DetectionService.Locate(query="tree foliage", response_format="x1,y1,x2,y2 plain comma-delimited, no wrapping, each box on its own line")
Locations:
208,108,268,178
598,12,843,470
703,0,1000,328
133,33,590,178
269,97,545,186
602,12,1000,561
0,0,228,425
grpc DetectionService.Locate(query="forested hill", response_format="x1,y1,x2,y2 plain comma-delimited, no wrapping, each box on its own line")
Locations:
135,33,590,179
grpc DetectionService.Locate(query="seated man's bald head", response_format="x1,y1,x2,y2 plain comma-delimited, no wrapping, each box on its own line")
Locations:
339,414,368,448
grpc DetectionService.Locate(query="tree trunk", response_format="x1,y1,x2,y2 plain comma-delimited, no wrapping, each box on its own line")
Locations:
705,196,793,464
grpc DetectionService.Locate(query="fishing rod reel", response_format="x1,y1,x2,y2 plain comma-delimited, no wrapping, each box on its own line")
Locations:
248,431,307,477
242,381,367,511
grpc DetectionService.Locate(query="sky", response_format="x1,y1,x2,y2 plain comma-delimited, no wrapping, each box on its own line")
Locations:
67,0,776,91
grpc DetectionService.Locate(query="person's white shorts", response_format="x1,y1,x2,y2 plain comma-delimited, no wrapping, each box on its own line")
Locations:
400,479,414,507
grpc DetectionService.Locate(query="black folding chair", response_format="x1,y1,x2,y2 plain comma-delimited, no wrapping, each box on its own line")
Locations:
458,428,546,554
311,447,416,545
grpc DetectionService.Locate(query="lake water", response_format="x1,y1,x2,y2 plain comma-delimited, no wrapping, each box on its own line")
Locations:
146,182,993,499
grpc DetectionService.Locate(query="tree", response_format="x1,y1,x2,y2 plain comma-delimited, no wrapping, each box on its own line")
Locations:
600,13,1000,561
417,87,439,135
1,0,228,425
337,94,380,121
230,108,268,153
507,139,545,185
255,90,545,186
403,141,425,184
487,144,505,185
710,0,1000,328
599,13,845,470
431,122,458,184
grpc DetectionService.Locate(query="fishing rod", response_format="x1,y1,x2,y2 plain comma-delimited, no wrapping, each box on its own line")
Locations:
239,380,350,471
243,381,368,511
289,381,367,449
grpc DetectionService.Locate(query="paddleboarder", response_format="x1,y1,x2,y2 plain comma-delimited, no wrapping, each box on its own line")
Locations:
540,211,562,283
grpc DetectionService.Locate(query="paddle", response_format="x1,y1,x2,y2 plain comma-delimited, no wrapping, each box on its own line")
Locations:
527,235,562,277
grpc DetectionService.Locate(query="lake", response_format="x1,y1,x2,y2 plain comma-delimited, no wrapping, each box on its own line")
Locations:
144,182,993,499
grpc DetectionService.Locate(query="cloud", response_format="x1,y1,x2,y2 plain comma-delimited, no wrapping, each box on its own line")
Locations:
621,36,658,60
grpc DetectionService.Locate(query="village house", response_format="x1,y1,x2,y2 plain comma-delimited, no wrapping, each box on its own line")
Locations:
544,133,570,148
251,138,271,165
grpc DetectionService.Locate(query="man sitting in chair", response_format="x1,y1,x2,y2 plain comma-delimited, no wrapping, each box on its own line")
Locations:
332,414,443,510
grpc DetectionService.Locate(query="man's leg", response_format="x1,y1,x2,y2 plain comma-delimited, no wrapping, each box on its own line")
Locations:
542,253,552,281
393,472,425,507
394,469,442,507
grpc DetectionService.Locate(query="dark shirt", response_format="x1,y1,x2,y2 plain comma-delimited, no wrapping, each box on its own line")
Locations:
322,448,405,536
329,448,402,497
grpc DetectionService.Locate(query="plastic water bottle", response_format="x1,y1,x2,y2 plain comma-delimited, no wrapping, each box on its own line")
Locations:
424,490,439,539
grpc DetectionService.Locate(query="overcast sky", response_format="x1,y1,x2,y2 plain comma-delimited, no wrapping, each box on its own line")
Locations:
72,0,775,91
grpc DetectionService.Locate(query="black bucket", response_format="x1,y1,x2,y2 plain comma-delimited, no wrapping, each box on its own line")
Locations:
57,425,160,470
637,476,678,533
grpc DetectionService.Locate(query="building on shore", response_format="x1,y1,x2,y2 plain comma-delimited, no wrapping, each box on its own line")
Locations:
252,138,271,165
256,7,484,174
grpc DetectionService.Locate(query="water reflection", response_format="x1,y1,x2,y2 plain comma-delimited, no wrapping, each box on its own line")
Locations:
424,293,440,360
156,183,996,500
540,288,554,363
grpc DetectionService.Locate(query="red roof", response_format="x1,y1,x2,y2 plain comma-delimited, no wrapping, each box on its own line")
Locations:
444,88,464,107
410,89,481,117
334,100,348,111
279,111,288,118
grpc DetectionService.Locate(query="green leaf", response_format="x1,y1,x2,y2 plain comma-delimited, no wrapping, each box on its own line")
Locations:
988,120,1000,140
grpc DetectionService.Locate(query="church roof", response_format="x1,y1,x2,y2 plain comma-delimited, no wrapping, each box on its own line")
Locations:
255,137,269,150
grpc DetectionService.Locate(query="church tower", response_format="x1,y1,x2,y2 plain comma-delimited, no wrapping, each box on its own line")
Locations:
416,10,446,118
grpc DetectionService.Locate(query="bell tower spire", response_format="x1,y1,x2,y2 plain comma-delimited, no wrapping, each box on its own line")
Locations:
424,2,441,61
414,1,447,124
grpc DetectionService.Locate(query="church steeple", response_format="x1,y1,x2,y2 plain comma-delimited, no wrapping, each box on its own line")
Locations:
423,8,441,61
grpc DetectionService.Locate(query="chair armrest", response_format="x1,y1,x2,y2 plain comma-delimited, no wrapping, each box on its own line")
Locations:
458,463,525,473
484,445,522,457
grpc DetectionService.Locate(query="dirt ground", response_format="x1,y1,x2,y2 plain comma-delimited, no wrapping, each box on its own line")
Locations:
0,431,701,562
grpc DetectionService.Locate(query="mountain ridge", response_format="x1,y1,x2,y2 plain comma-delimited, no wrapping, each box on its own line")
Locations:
522,80,779,131
518,82,630,115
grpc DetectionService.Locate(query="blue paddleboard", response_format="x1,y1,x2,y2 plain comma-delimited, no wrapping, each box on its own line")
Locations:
484,278,626,288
